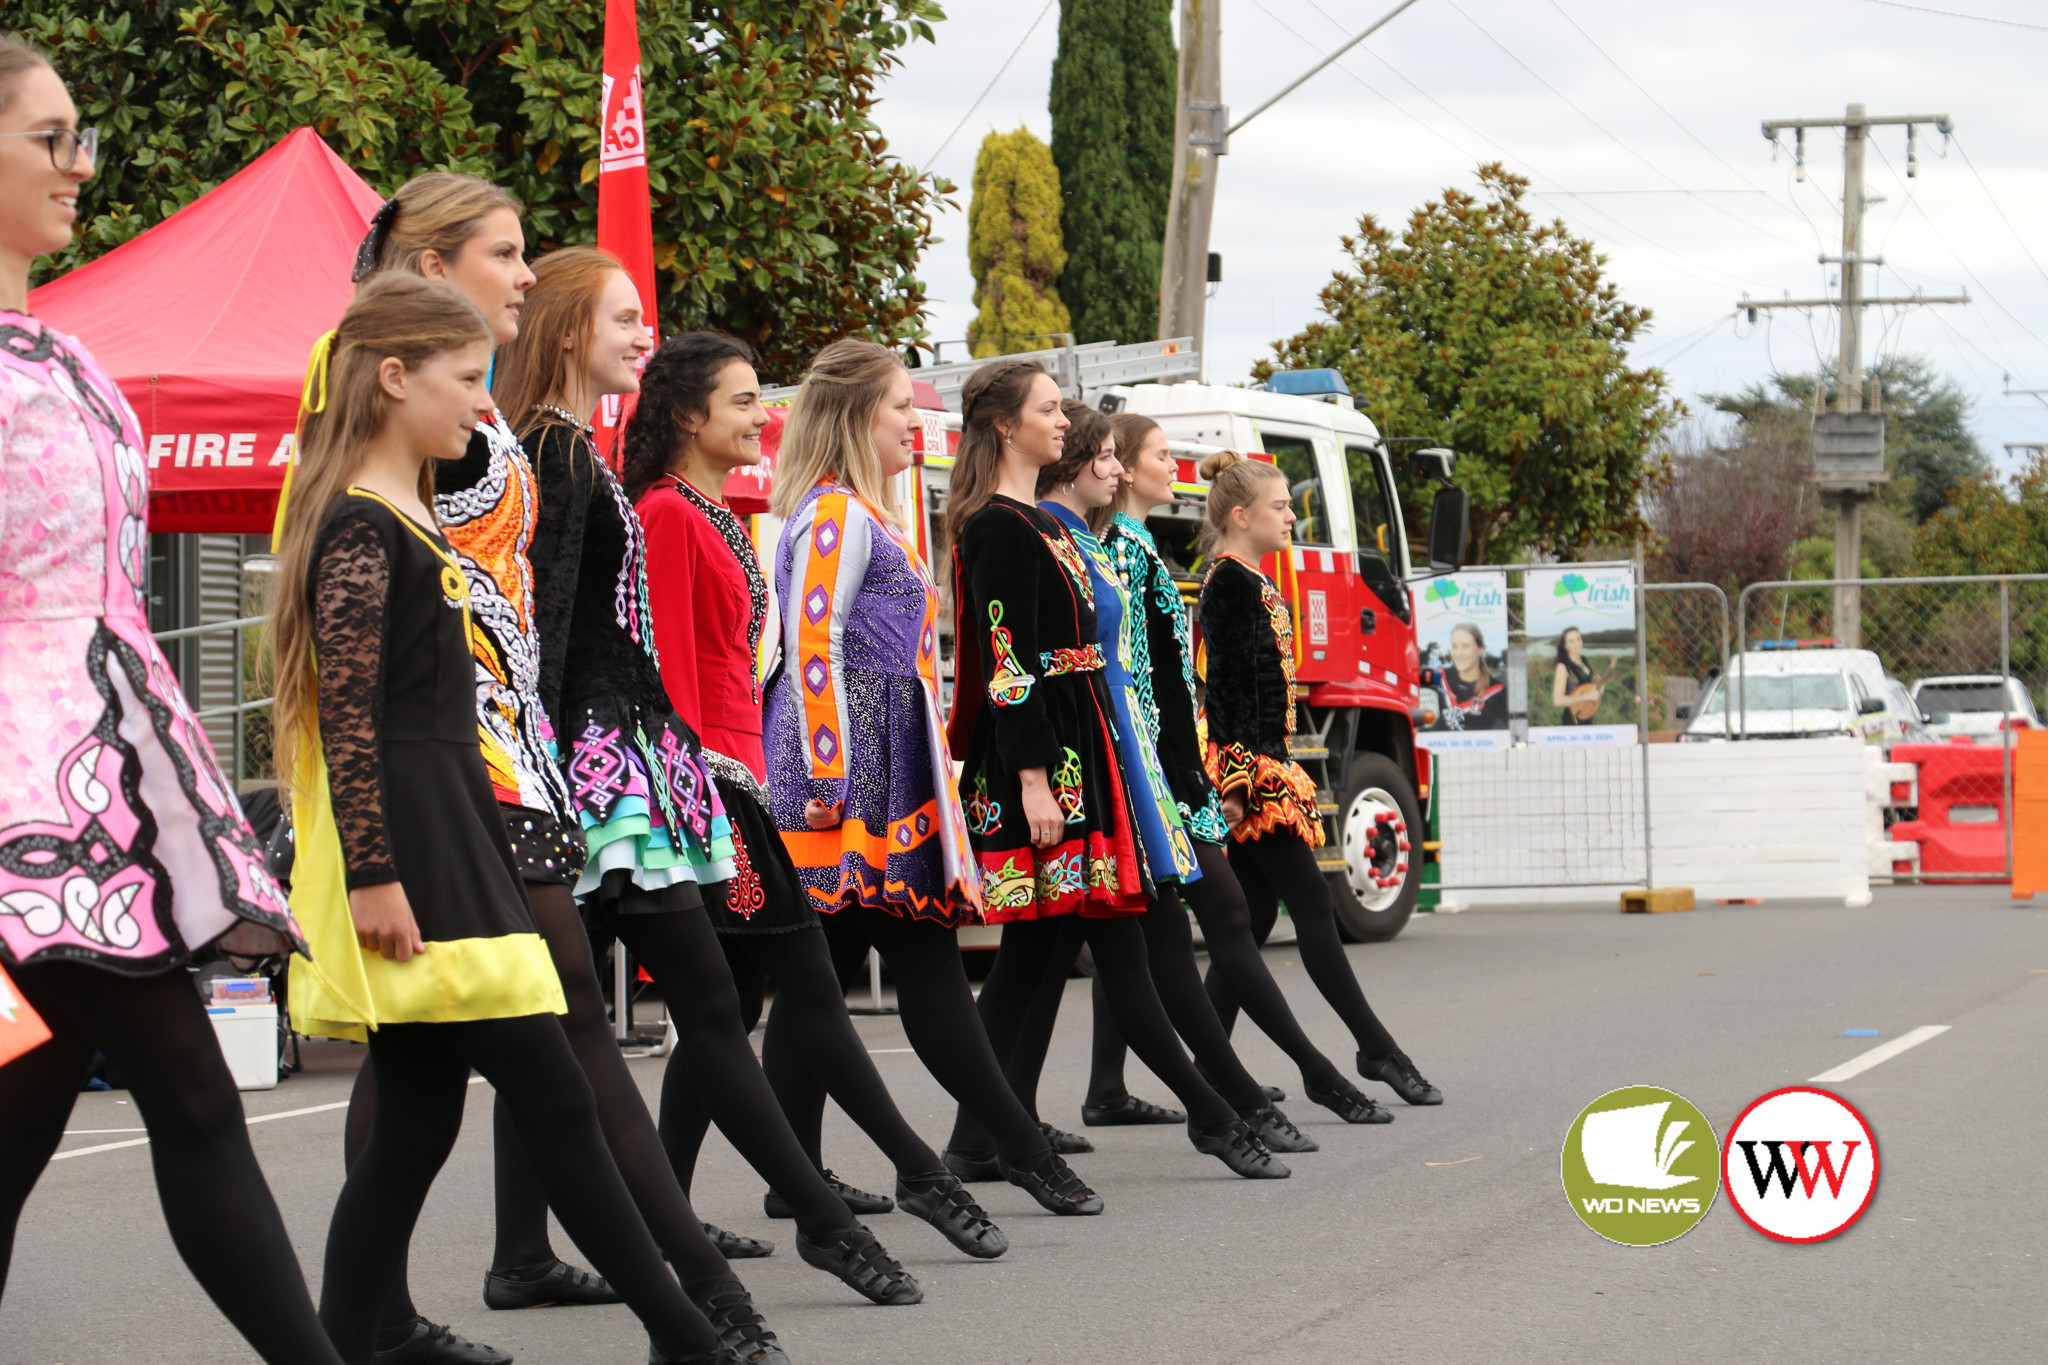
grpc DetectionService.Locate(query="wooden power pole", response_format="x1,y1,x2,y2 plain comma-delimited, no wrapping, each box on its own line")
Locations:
1743,104,1963,647
1159,0,1223,378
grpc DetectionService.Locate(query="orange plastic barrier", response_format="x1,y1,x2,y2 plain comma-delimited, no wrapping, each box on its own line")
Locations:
2015,731,2047,899
1889,741,2013,883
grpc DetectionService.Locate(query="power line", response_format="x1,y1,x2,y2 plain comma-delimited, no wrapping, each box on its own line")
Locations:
1854,0,2048,32
1869,142,2048,351
920,0,1056,173
1950,135,2048,294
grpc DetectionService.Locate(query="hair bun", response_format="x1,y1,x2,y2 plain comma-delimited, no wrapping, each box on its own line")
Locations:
1199,449,1245,482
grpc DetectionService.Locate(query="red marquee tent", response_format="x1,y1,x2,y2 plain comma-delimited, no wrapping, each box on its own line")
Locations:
30,127,384,533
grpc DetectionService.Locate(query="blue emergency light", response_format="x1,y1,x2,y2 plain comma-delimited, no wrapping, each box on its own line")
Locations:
1757,637,1841,650
1263,369,1351,399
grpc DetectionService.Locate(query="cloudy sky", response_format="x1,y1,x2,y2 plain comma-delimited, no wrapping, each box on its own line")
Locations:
868,0,2048,470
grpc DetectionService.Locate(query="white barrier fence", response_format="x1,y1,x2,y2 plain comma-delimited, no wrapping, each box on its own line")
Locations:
1434,739,1871,907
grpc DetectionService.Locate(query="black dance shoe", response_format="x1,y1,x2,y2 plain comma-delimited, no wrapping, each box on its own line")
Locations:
374,1316,513,1365
1304,1076,1393,1124
795,1223,924,1305
998,1148,1105,1215
481,1257,620,1311
764,1168,894,1219
1039,1119,1096,1153
703,1221,774,1259
1261,1084,1288,1103
941,1145,1004,1182
1358,1049,1443,1106
1080,1094,1186,1127
897,1170,1009,1258
1242,1105,1319,1154
699,1275,789,1365
1189,1118,1291,1179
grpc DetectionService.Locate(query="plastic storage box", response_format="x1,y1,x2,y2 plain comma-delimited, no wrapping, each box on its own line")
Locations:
207,1002,280,1090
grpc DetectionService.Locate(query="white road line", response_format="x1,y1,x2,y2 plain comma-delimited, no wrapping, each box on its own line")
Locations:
62,1127,148,1135
52,1075,487,1161
1809,1024,1952,1083
868,1048,915,1054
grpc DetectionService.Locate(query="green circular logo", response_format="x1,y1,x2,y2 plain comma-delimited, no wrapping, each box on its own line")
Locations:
1562,1085,1720,1246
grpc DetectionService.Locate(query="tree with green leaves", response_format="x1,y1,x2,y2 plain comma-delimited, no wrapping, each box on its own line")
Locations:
18,0,951,378
1048,0,1175,346
1261,165,1679,564
1915,451,2048,576
966,127,1070,357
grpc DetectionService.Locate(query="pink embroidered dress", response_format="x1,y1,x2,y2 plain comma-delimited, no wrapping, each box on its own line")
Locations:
0,312,298,973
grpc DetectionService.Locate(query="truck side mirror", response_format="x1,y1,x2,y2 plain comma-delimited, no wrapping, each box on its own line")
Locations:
1675,703,1693,721
1427,486,1469,573
1409,447,1456,483
1858,695,1886,715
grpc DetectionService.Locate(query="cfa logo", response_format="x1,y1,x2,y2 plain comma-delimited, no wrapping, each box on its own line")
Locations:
1561,1085,1719,1245
1721,1087,1880,1243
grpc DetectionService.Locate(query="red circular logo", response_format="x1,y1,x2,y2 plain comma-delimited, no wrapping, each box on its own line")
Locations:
1721,1087,1880,1243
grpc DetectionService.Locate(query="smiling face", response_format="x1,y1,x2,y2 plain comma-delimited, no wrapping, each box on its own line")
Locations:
1125,426,1176,510
1450,624,1483,677
1001,372,1069,468
420,207,532,345
683,358,769,472
1231,472,1296,556
381,339,497,462
0,64,93,279
584,268,653,400
871,364,919,478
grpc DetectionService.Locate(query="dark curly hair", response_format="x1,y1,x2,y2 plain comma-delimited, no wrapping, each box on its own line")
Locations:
621,331,759,503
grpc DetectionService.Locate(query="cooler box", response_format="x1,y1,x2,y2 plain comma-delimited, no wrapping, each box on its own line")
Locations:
207,1002,280,1090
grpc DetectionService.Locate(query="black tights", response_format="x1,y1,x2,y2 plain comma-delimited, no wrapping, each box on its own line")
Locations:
321,1014,719,1364
1095,843,1348,1096
948,914,1236,1156
658,922,941,1193
1209,833,1398,1059
612,885,855,1239
485,884,733,1297
779,906,1053,1169
0,961,345,1365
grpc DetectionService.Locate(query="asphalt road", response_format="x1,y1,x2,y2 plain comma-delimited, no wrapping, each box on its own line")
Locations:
6,884,2045,1364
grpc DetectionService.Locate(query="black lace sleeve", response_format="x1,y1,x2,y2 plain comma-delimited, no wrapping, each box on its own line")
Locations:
311,510,398,888
526,423,593,725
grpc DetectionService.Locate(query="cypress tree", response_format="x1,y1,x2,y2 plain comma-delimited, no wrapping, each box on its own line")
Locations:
967,128,1073,357
1050,0,1178,345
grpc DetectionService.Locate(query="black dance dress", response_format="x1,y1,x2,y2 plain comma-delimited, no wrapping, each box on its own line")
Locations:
946,495,1148,920
524,422,734,910
286,491,564,1041
1198,554,1324,848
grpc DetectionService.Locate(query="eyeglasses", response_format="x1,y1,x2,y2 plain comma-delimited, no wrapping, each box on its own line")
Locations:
0,126,99,172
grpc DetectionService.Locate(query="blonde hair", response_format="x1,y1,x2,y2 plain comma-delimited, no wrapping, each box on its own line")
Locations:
265,275,492,793
372,173,521,277
0,36,51,114
493,245,622,448
769,338,910,526
1197,449,1287,555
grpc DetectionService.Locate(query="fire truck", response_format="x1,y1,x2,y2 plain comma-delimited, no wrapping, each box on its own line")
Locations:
755,338,1468,942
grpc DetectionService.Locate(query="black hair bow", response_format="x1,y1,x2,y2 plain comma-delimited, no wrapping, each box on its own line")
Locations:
350,198,400,283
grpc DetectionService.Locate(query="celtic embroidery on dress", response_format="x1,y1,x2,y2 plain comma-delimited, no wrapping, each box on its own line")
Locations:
985,601,1037,706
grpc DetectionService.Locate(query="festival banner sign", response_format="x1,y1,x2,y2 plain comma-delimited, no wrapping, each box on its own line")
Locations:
1526,566,1638,745
1414,571,1511,751
596,0,658,461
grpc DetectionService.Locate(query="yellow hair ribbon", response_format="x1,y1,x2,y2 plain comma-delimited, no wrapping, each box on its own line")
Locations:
271,329,338,552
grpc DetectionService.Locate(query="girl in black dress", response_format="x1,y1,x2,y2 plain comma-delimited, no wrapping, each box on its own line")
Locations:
268,274,736,1365
939,362,1284,1184
1552,626,1602,725
1196,452,1442,1111
1084,414,1390,1129
496,256,920,1307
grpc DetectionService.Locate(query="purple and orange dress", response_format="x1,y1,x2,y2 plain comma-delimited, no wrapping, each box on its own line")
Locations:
0,311,297,973
764,481,981,927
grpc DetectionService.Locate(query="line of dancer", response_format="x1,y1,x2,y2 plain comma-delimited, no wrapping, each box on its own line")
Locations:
0,38,1442,1365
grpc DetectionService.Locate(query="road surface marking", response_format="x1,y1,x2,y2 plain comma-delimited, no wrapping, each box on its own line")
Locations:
1809,1024,1951,1082
868,1047,915,1054
53,1075,488,1160
1425,1156,1482,1167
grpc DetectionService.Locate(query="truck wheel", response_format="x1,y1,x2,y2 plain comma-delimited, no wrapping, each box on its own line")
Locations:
1329,752,1421,943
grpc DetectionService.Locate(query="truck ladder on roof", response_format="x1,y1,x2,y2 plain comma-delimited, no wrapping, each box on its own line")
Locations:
763,338,1206,410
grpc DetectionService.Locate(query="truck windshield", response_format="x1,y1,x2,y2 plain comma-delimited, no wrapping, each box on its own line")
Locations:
1915,682,2010,713
1262,434,1331,547
1702,674,1849,713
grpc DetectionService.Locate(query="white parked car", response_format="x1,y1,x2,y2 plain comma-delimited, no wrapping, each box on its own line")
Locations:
1908,674,2042,742
1677,648,1891,744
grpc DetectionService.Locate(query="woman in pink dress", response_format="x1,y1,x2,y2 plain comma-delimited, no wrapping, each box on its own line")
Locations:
0,40,345,1365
